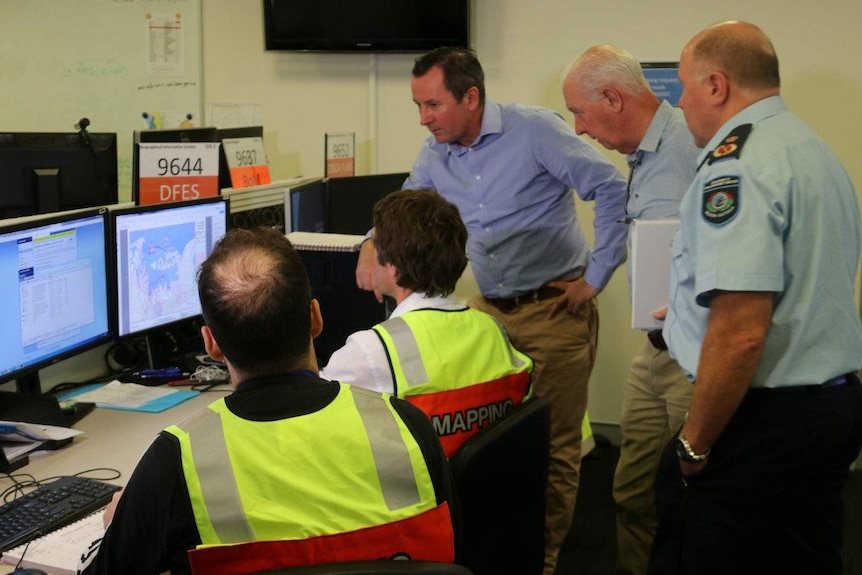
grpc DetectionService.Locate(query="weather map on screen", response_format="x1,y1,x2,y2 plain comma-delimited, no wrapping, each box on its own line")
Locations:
113,198,227,337
124,223,199,332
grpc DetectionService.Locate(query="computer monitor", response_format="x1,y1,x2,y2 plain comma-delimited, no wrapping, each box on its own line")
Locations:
326,172,408,235
216,126,265,191
111,196,228,368
224,176,316,231
0,132,119,220
132,127,219,204
0,209,112,394
286,178,328,233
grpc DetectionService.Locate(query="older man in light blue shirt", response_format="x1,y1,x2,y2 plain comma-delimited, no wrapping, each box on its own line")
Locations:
355,47,628,575
563,45,700,575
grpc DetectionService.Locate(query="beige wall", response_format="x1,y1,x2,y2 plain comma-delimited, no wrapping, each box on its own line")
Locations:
201,0,862,424
46,0,848,423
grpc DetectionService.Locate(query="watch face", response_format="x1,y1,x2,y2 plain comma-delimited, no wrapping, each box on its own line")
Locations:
674,437,687,460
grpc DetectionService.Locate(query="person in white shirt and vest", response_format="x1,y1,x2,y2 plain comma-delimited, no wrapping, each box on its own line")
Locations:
79,227,458,575
322,188,533,457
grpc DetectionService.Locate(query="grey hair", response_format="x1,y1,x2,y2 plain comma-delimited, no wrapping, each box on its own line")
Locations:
565,44,650,101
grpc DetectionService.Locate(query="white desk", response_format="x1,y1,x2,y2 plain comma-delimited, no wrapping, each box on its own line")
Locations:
0,386,231,575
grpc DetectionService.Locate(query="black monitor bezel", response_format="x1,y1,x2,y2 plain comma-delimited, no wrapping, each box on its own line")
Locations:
326,172,408,235
0,131,119,220
0,207,114,392
108,195,230,342
263,0,470,53
287,178,328,233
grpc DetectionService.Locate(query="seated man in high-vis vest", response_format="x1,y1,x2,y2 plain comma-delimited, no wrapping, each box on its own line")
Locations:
79,227,458,575
321,189,533,457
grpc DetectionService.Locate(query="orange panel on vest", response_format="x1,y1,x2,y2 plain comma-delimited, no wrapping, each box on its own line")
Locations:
406,372,530,457
187,503,454,574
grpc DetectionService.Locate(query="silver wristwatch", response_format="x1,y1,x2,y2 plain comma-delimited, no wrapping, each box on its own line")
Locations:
674,433,709,464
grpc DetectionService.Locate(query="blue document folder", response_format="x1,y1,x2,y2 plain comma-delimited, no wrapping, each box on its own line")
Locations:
57,383,199,413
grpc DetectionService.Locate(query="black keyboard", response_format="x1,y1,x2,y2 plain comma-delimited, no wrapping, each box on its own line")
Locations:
0,475,121,552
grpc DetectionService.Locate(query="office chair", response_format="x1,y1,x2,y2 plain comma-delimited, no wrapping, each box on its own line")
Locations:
448,396,551,575
255,561,474,574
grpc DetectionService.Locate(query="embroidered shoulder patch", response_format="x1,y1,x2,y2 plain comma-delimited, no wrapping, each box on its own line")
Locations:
702,175,740,225
707,123,752,165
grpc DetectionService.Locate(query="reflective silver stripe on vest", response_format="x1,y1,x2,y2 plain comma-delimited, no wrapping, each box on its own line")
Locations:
381,316,429,387
384,315,525,386
350,386,421,511
490,316,527,368
176,408,255,543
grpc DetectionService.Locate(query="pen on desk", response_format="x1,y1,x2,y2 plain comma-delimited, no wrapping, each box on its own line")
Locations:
167,379,196,386
137,367,185,379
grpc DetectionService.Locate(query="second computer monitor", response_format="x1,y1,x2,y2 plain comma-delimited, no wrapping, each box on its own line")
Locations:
111,196,228,339
286,178,328,233
326,172,408,235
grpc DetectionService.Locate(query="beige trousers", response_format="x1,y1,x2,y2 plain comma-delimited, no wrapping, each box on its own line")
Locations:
470,295,598,575
613,337,692,575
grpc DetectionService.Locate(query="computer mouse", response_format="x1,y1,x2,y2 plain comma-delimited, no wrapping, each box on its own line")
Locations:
11,569,49,575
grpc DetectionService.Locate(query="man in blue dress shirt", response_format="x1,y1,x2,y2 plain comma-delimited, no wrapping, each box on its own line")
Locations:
356,47,628,575
649,21,862,575
563,45,699,575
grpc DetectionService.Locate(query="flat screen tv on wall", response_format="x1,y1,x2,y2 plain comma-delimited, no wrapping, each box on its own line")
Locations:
263,0,470,53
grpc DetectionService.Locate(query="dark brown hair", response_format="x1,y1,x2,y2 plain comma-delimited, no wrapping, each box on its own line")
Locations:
412,46,486,106
373,189,467,297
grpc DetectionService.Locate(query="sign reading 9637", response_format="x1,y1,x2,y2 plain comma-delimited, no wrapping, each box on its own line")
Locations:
137,143,221,205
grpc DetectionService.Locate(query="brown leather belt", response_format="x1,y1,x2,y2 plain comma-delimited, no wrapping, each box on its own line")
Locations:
485,286,563,314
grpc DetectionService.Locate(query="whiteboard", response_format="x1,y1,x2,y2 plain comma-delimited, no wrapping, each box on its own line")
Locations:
0,0,202,202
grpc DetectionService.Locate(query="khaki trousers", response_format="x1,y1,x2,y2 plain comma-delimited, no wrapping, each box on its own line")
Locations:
470,295,598,575
613,337,692,575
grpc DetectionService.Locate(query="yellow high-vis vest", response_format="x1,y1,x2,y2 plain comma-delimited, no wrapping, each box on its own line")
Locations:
166,383,454,574
373,307,533,457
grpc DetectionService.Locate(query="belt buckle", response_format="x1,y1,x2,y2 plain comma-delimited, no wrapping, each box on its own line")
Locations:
502,295,522,314
488,295,518,314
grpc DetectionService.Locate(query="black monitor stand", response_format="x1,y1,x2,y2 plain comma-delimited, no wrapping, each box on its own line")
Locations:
15,372,42,395
34,167,62,214
145,332,176,370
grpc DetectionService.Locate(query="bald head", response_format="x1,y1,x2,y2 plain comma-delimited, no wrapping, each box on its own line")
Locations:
678,21,781,146
198,227,314,374
684,21,780,92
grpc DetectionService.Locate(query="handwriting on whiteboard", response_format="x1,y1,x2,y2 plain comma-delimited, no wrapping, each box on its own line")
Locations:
64,58,128,77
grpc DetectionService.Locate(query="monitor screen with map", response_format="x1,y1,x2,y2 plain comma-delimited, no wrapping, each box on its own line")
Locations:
111,196,228,338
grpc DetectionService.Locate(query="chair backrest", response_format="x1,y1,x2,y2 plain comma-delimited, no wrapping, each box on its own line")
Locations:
448,395,551,575
257,560,475,574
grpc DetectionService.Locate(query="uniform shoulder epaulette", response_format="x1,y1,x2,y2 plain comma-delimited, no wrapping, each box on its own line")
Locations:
706,123,752,165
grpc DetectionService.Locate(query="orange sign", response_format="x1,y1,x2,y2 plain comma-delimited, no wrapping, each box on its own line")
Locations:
222,137,271,188
137,143,221,205
325,132,355,178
